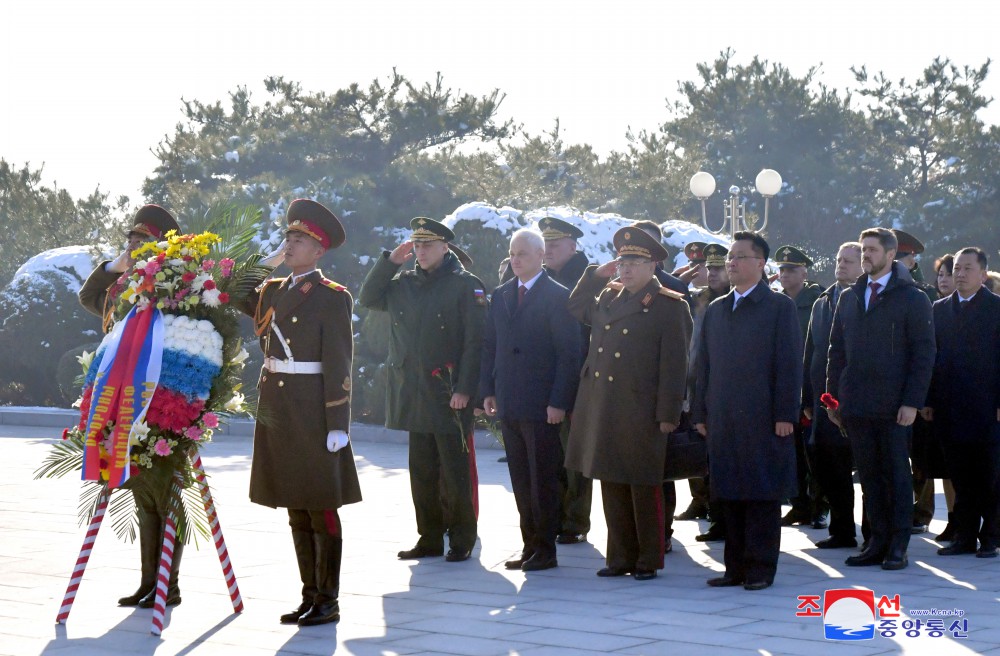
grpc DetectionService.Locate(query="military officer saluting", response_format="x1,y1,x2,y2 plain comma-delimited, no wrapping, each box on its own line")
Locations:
358,217,487,563
80,204,179,334
79,204,189,609
564,226,692,581
240,199,361,627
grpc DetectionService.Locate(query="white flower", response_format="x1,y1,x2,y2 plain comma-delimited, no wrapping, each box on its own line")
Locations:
231,348,249,365
192,273,212,291
201,288,222,307
77,350,94,370
197,319,215,332
129,420,151,446
223,392,245,413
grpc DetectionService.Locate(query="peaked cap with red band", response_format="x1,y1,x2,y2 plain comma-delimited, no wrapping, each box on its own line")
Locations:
285,198,346,250
129,204,179,240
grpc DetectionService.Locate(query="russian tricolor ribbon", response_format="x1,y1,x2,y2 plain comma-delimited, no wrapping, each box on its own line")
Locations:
83,306,164,487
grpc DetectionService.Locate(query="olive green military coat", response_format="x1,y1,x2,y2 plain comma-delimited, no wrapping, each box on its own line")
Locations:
241,270,362,510
78,261,128,331
564,267,692,486
358,251,487,434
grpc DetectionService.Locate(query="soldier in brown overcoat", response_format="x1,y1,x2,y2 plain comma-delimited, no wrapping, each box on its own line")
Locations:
564,227,692,581
240,199,361,627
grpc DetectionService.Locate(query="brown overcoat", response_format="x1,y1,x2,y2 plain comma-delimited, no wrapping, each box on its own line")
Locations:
564,266,692,486
240,270,362,510
78,261,129,332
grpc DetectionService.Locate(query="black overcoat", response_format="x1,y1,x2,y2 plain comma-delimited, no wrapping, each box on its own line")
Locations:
692,283,802,500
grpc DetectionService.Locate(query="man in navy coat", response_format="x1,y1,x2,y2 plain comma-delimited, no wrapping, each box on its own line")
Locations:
481,229,582,571
926,247,1000,558
827,228,935,571
693,231,802,591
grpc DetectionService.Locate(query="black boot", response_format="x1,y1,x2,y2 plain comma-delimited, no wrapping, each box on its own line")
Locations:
280,530,317,624
936,512,957,542
118,513,161,606
298,534,342,626
139,519,183,608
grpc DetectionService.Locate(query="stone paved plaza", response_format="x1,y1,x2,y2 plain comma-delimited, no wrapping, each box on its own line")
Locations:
1,421,999,655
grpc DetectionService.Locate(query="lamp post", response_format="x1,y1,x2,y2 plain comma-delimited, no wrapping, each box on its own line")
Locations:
689,169,782,238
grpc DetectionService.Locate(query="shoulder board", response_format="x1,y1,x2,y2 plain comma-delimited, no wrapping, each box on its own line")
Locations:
658,287,685,300
606,281,624,291
255,277,285,293
320,278,347,292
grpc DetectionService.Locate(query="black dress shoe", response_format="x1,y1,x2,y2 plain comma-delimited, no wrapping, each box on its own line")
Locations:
298,601,340,626
938,543,977,556
664,539,673,554
633,570,657,581
118,587,154,607
137,587,181,608
976,546,999,559
397,545,444,559
744,580,772,591
845,550,885,567
882,555,908,570
780,509,810,526
816,536,858,549
596,567,630,577
695,528,725,542
445,548,472,562
674,505,709,521
280,601,313,624
521,554,558,572
505,554,532,570
707,576,744,587
556,533,586,544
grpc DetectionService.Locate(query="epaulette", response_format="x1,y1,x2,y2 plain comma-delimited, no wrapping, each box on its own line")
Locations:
255,277,284,294
320,278,347,292
658,287,685,300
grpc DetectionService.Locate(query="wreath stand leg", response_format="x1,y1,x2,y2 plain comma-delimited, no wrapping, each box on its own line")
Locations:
190,453,243,613
55,489,110,624
150,473,183,636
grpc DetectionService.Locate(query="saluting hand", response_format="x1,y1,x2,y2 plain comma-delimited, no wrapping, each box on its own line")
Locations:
389,240,414,265
547,407,566,424
775,422,794,437
450,392,470,410
676,264,702,283
594,260,618,278
260,239,287,267
107,248,135,274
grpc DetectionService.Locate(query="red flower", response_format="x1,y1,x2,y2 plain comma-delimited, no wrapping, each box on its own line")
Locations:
203,279,216,290
218,292,230,304
182,255,194,262
431,368,442,377
445,362,455,370
156,252,167,263
820,393,839,410
181,272,196,283
62,428,70,441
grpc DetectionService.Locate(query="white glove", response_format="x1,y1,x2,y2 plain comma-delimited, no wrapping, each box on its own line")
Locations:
326,430,350,453
260,239,287,268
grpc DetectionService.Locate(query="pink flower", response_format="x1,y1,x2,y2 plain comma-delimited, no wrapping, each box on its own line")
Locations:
219,258,235,278
201,259,216,272
145,261,161,275
154,439,172,456
184,426,204,441
202,412,219,429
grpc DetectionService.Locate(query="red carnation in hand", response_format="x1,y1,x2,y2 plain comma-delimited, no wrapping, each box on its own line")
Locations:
820,393,839,410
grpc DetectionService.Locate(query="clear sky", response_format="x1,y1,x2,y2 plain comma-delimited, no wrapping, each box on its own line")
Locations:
2,0,997,202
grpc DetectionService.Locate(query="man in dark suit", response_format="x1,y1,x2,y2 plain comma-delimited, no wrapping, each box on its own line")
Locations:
926,247,1000,558
803,242,864,549
693,232,802,591
827,228,935,571
481,229,581,572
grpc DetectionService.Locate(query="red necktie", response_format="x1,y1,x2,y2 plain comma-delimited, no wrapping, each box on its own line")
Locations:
518,285,526,307
868,282,881,309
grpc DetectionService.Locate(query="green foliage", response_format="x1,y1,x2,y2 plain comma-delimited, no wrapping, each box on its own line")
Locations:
0,159,131,287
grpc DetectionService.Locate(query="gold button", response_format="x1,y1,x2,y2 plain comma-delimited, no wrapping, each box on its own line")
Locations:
607,376,614,382
597,347,603,353
292,316,298,323
594,371,600,378
278,380,284,387
262,375,267,382
285,338,291,344
615,352,621,358
604,324,611,330
622,328,629,335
